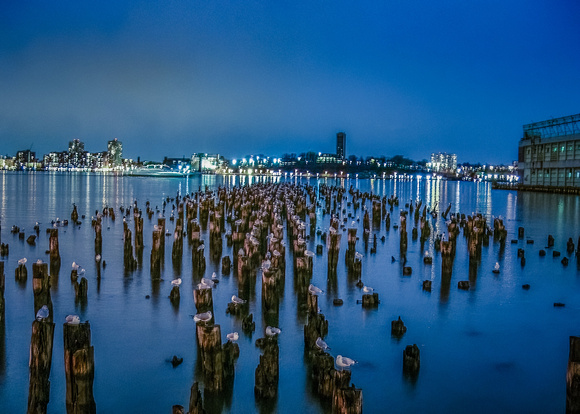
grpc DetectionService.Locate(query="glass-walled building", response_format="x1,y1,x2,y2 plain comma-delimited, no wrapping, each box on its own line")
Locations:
518,113,580,187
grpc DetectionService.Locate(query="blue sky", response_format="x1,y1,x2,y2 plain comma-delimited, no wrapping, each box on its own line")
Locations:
1,0,578,164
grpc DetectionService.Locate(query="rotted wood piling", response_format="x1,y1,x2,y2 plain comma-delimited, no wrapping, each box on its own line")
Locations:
63,321,96,414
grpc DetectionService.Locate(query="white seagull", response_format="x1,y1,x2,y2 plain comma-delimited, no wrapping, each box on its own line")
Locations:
171,278,182,287
71,262,79,270
193,311,212,323
36,305,50,321
65,314,80,325
265,326,281,337
336,355,357,370
315,337,330,351
363,285,374,294
226,332,239,342
200,278,215,288
231,295,247,304
308,284,324,296
18,258,27,265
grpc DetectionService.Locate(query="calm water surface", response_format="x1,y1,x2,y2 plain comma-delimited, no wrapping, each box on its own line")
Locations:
0,172,578,413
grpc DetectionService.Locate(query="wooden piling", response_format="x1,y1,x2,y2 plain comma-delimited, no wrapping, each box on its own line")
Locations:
27,318,55,414
567,336,580,413
188,381,205,414
254,336,279,400
0,261,4,322
196,324,224,391
63,321,96,414
33,261,53,323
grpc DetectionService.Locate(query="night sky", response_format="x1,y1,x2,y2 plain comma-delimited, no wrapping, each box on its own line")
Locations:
1,1,579,164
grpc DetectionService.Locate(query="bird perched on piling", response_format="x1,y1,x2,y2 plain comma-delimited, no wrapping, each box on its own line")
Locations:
315,337,330,351
65,314,80,325
171,278,182,287
226,332,239,342
308,284,324,296
36,305,49,321
336,355,357,370
265,326,281,336
193,311,212,323
231,295,246,304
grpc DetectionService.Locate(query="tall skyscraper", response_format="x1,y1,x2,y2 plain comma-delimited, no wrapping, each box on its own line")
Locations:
107,138,123,168
336,132,346,160
68,139,86,167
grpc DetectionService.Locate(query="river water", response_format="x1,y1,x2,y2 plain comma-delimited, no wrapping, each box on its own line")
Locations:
0,172,578,413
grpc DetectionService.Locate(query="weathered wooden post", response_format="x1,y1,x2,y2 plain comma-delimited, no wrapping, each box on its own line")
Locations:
332,370,362,414
196,323,224,391
27,318,55,414
400,212,408,259
568,336,580,413
345,225,357,268
171,218,183,271
0,261,4,322
150,227,162,279
188,382,205,414
123,222,137,273
33,261,53,322
93,217,102,256
327,227,341,276
255,336,279,400
403,344,420,378
63,320,96,414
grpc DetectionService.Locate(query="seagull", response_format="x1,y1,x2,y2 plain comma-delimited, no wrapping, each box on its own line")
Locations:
193,311,212,322
226,332,239,342
363,285,374,293
71,262,79,270
336,355,357,370
197,244,205,252
355,252,363,261
492,262,500,274
18,258,27,265
95,254,101,263
171,278,182,287
308,284,324,296
36,305,49,321
315,337,330,351
200,278,215,288
196,282,211,290
65,314,80,325
231,295,247,304
265,326,281,337
211,272,218,280
77,266,86,275
36,259,43,265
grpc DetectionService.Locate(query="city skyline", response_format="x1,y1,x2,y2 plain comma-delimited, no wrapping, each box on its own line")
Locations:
1,1,579,164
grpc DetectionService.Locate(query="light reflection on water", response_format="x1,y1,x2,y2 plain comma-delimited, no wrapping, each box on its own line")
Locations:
0,171,578,413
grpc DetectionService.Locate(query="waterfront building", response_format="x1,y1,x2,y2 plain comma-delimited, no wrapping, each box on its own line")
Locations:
68,139,86,168
317,153,339,164
336,132,346,160
15,149,36,169
518,113,580,187
428,152,457,173
191,153,221,172
107,138,123,168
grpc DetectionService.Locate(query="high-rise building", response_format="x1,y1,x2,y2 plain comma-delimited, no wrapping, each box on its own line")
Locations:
107,138,123,168
336,132,346,160
68,139,86,167
429,152,457,173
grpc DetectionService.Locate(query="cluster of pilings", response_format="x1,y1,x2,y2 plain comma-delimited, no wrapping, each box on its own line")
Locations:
305,289,362,413
194,283,239,393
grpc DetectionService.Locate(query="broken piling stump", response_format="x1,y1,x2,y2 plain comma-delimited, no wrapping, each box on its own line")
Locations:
63,320,96,414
